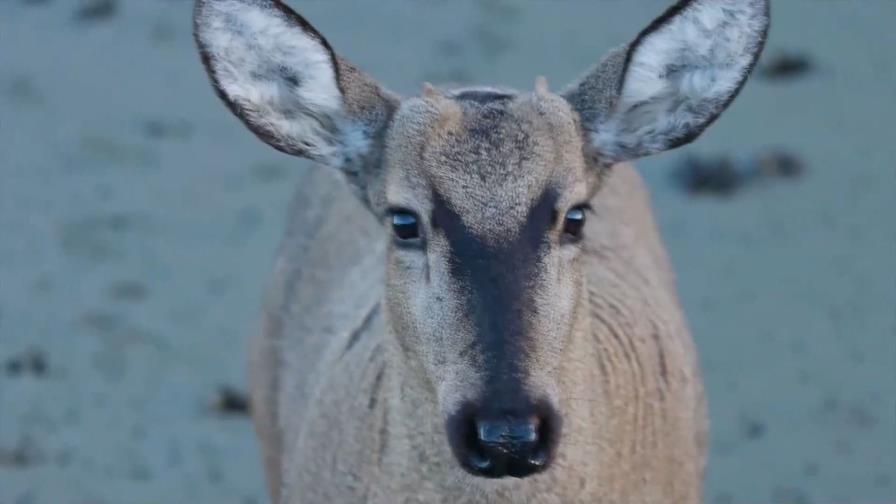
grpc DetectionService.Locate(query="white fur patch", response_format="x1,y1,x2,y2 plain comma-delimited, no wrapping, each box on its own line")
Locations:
593,0,768,161
195,0,368,166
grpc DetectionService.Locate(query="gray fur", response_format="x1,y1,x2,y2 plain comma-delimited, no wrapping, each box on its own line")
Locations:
562,46,627,135
194,0,768,502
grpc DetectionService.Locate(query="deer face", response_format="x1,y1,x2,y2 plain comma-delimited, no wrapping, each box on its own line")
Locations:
194,0,768,479
381,89,597,477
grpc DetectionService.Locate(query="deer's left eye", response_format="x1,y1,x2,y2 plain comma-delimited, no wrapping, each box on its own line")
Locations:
390,210,420,240
563,206,587,238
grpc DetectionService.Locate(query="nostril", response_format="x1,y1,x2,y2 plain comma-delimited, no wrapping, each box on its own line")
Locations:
476,416,540,447
469,451,493,472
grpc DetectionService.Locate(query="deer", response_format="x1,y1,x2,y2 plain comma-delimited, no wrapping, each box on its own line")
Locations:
193,0,769,502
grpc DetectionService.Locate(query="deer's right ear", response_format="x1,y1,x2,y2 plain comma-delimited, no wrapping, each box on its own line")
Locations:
194,0,397,195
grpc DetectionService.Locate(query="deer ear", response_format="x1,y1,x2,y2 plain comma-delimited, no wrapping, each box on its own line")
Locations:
564,0,769,164
194,0,397,193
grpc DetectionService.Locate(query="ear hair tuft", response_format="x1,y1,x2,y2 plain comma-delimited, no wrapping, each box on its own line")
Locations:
534,75,550,96
421,82,443,100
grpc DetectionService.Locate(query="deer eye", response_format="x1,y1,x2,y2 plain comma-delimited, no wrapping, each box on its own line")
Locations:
562,206,587,238
390,210,420,240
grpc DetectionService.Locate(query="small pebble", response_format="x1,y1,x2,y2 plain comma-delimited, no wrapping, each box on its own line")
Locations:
213,385,250,415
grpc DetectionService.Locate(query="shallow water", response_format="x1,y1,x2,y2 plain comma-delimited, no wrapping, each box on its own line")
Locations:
1,1,894,503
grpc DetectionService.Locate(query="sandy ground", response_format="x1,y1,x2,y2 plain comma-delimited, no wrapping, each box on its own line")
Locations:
1,1,894,503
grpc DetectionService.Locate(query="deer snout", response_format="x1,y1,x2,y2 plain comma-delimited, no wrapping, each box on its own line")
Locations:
447,403,560,479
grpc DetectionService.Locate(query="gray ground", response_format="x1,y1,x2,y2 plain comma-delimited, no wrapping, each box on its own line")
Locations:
1,1,894,503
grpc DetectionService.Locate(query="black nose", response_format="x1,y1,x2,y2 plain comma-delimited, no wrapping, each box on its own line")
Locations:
453,412,555,479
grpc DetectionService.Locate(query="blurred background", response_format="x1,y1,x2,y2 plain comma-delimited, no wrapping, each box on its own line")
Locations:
1,1,893,503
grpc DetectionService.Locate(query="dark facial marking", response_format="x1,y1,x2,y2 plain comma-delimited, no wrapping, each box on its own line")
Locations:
465,102,511,144
452,90,515,104
340,302,380,359
431,188,558,406
650,331,669,391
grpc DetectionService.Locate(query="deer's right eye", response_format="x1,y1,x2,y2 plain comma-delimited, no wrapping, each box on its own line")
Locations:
390,211,420,240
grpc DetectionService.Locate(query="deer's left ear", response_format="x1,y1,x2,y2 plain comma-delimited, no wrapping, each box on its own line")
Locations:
564,0,769,164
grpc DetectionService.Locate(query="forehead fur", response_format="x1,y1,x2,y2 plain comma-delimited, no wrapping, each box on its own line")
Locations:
384,87,590,239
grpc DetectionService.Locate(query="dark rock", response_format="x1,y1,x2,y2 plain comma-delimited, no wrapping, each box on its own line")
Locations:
107,280,148,303
74,0,118,22
760,52,815,80
741,416,766,441
7,77,44,106
771,486,812,504
757,149,805,178
4,348,48,378
0,437,42,468
141,118,193,141
59,213,140,262
251,162,289,183
213,386,250,416
674,149,805,197
674,155,744,196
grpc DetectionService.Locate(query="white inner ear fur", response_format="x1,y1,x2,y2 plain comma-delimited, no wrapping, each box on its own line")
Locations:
594,0,767,161
196,0,368,165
